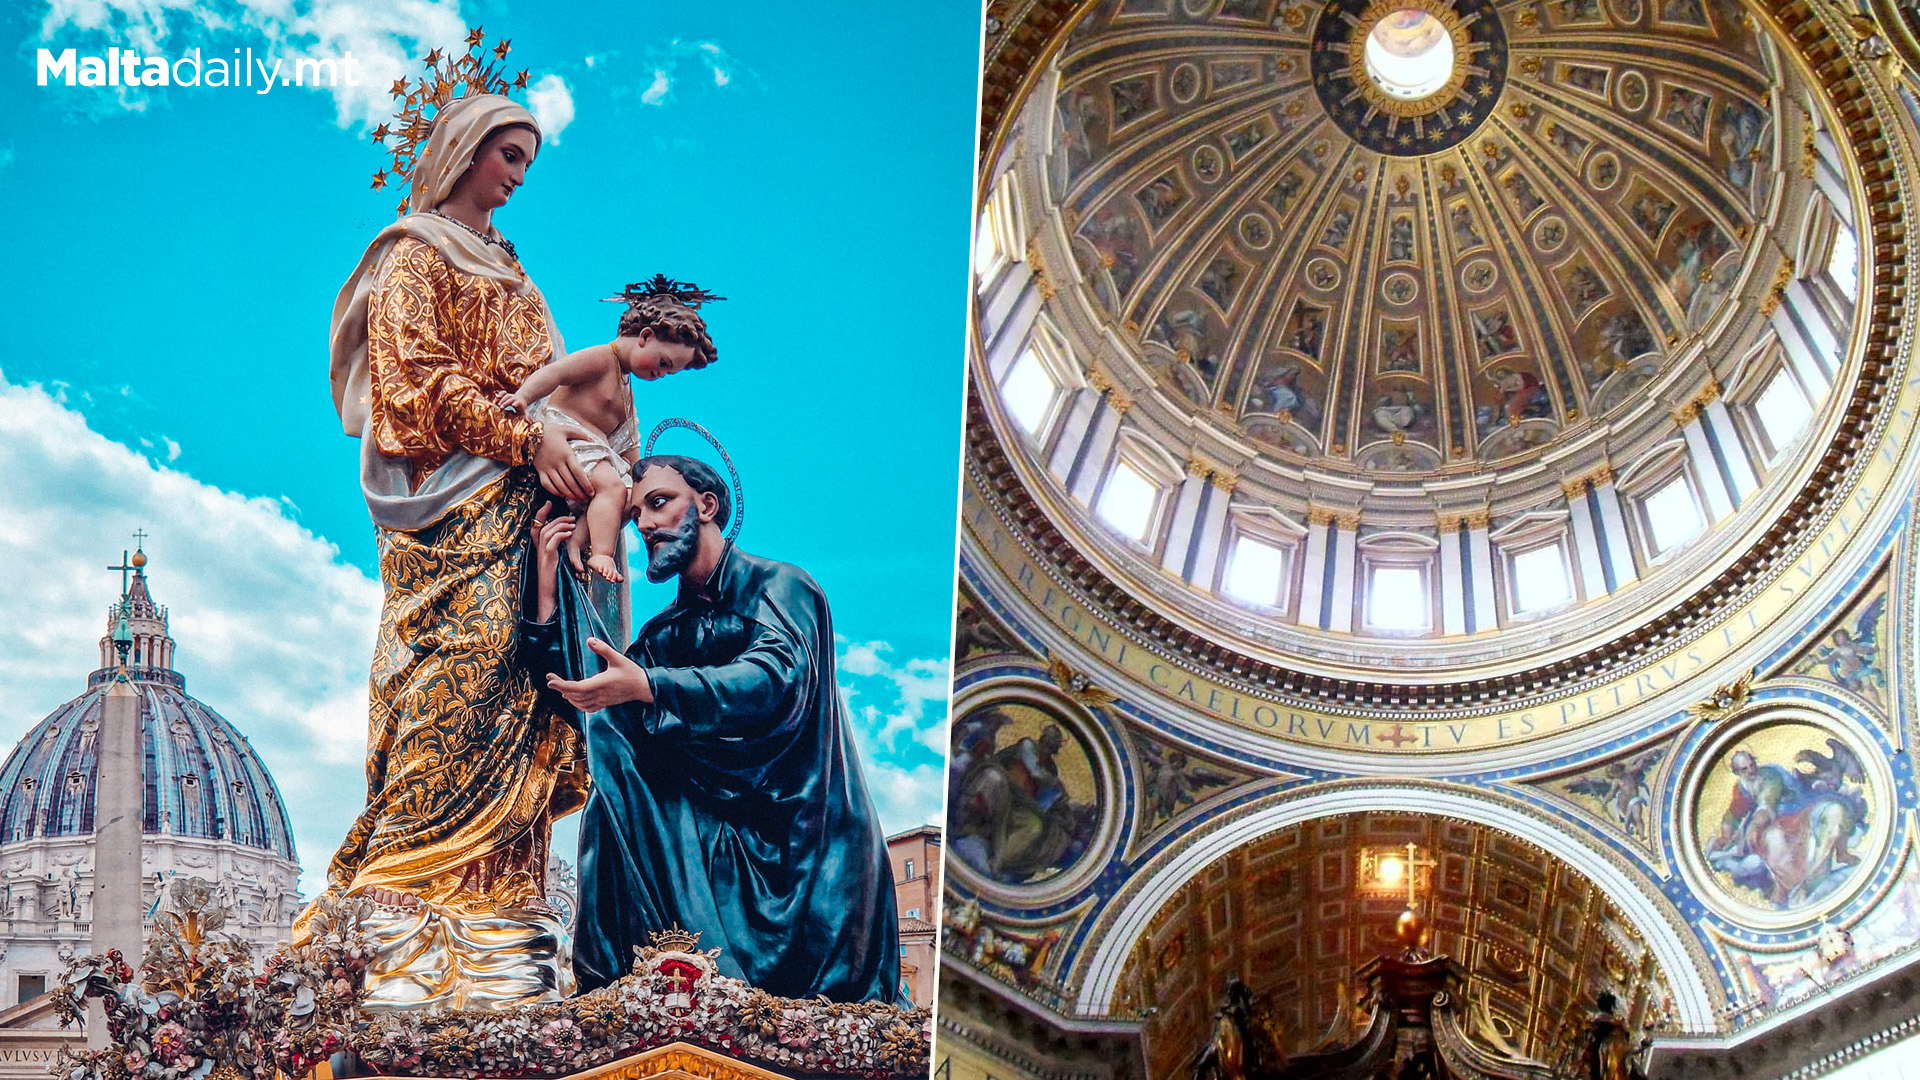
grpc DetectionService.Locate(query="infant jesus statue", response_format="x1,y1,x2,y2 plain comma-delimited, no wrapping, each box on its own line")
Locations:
499,277,722,582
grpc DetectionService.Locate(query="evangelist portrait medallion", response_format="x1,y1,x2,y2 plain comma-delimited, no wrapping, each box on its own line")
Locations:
948,688,1115,894
1681,709,1892,928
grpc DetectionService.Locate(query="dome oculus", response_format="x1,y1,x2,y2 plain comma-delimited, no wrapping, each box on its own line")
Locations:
1364,11,1455,100
1310,0,1508,156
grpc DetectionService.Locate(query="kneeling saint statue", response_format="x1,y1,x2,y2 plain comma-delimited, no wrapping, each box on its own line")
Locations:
525,453,904,1002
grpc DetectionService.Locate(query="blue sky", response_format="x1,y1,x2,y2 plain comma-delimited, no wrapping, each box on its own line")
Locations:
0,0,977,893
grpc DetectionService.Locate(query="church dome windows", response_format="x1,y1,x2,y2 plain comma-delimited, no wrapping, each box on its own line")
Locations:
1095,458,1162,545
1000,346,1060,437
1506,539,1575,618
1749,367,1815,466
1638,471,1707,561
1826,223,1859,302
1357,534,1438,636
1221,533,1289,610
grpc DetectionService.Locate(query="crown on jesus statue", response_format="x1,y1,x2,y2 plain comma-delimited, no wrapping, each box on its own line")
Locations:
368,27,531,215
603,274,729,311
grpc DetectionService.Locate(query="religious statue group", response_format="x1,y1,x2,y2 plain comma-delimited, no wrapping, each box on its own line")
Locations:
308,90,902,1009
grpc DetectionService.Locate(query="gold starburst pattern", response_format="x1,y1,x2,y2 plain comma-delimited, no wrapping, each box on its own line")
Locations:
369,27,536,212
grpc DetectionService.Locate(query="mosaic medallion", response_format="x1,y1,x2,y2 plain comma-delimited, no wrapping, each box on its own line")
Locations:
1679,709,1892,929
948,692,1109,889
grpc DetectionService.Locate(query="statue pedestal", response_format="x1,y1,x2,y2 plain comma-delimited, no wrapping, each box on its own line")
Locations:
396,1042,811,1080
51,895,929,1080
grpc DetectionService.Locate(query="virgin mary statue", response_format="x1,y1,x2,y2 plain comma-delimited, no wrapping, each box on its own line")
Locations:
306,93,590,1010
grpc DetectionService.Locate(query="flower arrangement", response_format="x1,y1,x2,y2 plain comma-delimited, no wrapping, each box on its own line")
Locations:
51,877,261,1080
52,878,929,1080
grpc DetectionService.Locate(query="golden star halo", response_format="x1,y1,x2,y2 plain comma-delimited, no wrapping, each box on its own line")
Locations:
369,26,531,215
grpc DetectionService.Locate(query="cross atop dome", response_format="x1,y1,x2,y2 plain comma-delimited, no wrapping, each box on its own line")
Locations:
95,534,177,686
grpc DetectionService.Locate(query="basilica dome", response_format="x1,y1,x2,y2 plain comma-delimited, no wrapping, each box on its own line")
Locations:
949,0,1920,1069
1048,0,1782,480
0,564,297,859
972,0,1872,707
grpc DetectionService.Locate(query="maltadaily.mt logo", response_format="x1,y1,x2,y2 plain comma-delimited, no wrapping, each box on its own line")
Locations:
37,47,361,93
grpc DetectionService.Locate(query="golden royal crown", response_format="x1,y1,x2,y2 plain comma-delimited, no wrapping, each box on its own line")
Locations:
648,925,704,953
369,27,531,215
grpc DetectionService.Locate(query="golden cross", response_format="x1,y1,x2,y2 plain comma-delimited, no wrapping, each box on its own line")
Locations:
1400,842,1438,909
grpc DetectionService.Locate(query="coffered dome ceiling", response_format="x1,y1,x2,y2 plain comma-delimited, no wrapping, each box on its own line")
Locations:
1052,0,1780,478
965,0,1911,735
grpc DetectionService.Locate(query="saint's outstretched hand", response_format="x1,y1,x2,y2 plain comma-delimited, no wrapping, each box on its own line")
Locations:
546,637,654,709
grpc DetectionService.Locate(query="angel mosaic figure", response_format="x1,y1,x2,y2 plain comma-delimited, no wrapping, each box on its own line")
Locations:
1810,595,1887,698
1138,743,1237,826
1565,746,1661,839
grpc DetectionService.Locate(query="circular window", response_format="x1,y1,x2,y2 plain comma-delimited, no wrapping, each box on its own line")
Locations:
1364,10,1456,100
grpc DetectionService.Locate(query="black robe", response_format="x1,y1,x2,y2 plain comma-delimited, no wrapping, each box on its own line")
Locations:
524,545,902,1003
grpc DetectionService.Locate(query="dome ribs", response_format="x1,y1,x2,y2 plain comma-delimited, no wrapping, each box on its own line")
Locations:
964,0,1908,729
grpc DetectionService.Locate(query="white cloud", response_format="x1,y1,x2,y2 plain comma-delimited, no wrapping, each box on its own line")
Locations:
836,637,949,832
639,67,669,106
0,372,382,897
526,73,573,144
863,761,943,838
631,39,741,107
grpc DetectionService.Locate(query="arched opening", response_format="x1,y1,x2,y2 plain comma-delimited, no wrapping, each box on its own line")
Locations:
1075,786,1717,1035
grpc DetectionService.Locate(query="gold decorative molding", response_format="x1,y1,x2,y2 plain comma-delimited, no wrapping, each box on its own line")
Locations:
566,1043,800,1080
1024,235,1056,299
1671,380,1720,426
1760,258,1797,316
1309,507,1338,527
1047,654,1121,709
1334,512,1362,531
1464,510,1492,530
1436,514,1463,531
1562,477,1590,500
1687,670,1755,723
1184,454,1235,489
1085,367,1114,394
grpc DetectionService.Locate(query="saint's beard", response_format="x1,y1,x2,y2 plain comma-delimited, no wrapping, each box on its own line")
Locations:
643,503,702,583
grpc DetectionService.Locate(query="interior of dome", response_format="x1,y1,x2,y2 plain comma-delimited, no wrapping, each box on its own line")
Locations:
943,0,1920,1074
973,0,1863,662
